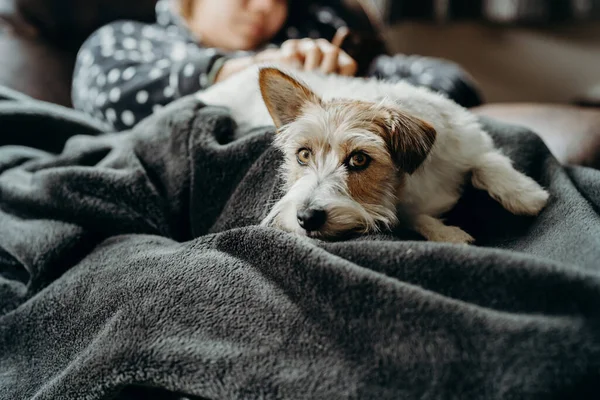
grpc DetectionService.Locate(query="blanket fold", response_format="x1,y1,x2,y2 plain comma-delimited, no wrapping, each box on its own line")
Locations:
0,93,599,400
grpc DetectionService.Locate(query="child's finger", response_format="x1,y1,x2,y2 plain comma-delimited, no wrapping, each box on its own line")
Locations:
280,40,304,68
331,26,350,48
318,39,340,74
301,39,323,71
281,40,302,61
337,52,358,76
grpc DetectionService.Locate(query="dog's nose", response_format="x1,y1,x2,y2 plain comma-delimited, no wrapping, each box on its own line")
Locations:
297,208,327,231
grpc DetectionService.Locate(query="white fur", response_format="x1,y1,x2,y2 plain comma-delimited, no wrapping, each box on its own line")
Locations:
196,65,549,243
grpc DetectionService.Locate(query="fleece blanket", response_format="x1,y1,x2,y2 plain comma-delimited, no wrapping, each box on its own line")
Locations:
0,91,599,400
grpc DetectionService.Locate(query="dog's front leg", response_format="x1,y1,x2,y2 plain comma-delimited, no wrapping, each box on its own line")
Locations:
412,214,475,244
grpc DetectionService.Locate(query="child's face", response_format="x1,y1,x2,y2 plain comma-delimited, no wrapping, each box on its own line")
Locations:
189,0,288,51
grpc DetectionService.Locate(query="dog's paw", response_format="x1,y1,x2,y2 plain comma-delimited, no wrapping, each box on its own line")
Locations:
505,186,550,216
413,215,475,244
428,225,475,244
471,151,550,217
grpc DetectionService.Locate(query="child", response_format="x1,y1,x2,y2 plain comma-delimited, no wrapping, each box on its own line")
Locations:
72,0,482,131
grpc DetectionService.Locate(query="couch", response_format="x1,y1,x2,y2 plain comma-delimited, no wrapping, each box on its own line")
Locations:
0,0,598,168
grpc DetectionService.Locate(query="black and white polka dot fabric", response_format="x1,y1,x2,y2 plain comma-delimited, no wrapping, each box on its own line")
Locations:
72,0,254,131
72,0,482,132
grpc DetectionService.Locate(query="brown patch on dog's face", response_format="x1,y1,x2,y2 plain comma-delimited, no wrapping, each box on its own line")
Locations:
286,125,400,206
327,101,405,215
323,99,436,174
345,146,403,209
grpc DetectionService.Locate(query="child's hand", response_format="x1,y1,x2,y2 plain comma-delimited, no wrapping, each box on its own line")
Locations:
279,38,358,76
252,47,305,69
215,36,358,84
215,47,304,83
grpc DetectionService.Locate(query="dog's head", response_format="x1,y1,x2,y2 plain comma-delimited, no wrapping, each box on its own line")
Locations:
259,67,436,238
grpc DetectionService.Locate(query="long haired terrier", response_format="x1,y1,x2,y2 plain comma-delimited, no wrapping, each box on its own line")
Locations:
197,66,549,243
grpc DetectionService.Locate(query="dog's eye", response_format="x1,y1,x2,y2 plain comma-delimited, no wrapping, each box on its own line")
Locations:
297,148,311,165
347,152,371,170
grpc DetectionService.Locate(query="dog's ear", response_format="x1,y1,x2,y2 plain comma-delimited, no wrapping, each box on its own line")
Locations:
382,109,437,174
259,67,321,128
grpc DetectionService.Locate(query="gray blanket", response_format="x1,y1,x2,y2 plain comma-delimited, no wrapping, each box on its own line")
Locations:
1,92,599,400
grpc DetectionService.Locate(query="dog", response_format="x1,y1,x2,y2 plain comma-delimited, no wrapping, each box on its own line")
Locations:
196,65,549,243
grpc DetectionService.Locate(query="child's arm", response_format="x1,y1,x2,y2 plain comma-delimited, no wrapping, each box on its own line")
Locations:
71,20,235,131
